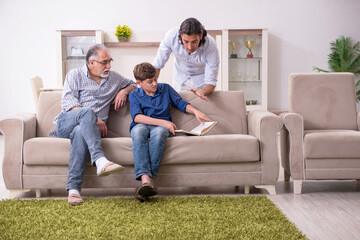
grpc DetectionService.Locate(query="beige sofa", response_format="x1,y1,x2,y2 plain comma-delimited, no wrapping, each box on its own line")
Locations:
280,73,360,194
0,90,283,198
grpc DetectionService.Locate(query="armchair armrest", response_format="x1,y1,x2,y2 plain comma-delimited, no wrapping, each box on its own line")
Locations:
247,110,283,185
0,112,36,189
279,112,304,180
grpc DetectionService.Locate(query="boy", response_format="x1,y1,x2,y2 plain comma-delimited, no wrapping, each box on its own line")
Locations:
129,62,212,201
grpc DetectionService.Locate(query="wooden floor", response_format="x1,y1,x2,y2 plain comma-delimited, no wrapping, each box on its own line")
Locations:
0,135,359,240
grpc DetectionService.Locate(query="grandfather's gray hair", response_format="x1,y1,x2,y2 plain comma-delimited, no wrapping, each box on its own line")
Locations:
86,44,109,65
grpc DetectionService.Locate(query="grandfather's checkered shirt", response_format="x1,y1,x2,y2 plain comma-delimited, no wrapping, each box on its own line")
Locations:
53,65,137,123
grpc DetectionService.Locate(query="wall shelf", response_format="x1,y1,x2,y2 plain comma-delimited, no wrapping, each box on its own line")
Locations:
105,42,160,48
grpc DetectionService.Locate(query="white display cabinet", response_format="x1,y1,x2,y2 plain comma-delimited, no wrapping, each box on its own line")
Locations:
56,30,104,87
221,29,268,110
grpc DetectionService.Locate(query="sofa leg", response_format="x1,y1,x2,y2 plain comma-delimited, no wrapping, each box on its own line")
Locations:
8,189,31,199
293,180,302,194
255,185,276,195
244,186,250,194
284,170,291,181
356,180,360,191
35,189,41,198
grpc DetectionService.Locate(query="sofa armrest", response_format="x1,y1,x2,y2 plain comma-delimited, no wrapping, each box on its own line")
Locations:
279,112,304,180
247,110,283,185
357,112,360,131
0,112,36,189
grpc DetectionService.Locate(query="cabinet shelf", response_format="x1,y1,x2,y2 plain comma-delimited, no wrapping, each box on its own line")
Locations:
229,57,262,60
56,30,104,87
222,28,268,110
105,42,160,48
229,80,262,83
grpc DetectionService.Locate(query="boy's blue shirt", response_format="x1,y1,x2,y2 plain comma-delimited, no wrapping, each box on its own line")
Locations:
129,83,189,132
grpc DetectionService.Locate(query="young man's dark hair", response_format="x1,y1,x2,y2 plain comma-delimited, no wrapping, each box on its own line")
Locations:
133,62,156,81
178,17,207,47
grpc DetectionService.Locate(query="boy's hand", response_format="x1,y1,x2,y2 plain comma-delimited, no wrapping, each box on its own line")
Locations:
160,120,177,136
194,109,212,124
97,118,108,136
190,89,208,101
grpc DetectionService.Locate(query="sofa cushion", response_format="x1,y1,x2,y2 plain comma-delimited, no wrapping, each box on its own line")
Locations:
304,130,360,159
24,134,259,166
24,137,71,165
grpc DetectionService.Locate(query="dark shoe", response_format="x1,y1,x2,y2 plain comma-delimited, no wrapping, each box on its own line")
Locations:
137,182,157,198
135,193,150,202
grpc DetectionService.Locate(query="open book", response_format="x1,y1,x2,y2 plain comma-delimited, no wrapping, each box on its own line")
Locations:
175,121,217,136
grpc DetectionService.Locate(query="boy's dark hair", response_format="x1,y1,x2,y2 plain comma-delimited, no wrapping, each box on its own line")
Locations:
133,62,156,81
178,17,207,47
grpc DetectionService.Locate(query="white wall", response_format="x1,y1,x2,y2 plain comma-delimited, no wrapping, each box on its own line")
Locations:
0,0,359,120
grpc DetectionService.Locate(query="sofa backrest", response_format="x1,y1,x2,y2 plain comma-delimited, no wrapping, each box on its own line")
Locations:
37,91,63,137
289,73,357,130
37,90,248,137
107,90,248,137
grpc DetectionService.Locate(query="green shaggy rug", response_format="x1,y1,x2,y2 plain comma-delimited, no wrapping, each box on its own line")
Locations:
0,195,306,240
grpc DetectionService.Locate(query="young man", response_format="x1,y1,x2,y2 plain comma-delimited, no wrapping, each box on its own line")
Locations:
50,44,137,205
129,62,212,201
153,17,220,101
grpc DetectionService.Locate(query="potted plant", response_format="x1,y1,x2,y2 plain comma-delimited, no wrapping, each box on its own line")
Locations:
115,25,131,42
313,36,360,101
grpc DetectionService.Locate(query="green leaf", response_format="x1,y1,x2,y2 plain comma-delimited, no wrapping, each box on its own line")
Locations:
312,66,329,73
315,36,360,102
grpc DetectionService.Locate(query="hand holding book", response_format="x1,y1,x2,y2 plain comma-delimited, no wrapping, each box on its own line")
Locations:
175,121,218,136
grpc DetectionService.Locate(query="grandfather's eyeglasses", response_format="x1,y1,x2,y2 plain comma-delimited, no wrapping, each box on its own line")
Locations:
93,58,114,65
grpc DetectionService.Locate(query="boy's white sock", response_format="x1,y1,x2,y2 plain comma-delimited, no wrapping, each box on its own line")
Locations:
95,157,110,175
69,189,80,196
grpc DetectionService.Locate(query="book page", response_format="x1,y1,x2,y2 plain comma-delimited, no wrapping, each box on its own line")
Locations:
190,121,217,135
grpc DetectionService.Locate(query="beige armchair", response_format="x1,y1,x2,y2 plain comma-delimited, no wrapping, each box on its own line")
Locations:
280,73,360,194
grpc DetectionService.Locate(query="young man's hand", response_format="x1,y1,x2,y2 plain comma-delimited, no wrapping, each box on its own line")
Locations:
97,118,108,136
190,89,208,101
190,84,216,101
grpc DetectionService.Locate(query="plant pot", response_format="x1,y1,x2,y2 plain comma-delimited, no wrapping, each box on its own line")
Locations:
117,36,129,42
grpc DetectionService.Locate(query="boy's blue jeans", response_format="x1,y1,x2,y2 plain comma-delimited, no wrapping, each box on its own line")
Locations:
131,123,169,181
50,107,105,191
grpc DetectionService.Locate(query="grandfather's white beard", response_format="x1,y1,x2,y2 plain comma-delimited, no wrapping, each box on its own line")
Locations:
100,69,110,78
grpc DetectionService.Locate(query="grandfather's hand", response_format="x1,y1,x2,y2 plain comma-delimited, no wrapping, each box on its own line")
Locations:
97,118,108,137
190,89,208,101
113,90,128,110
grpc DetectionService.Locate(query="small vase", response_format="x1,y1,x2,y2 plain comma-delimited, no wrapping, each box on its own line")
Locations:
117,36,129,42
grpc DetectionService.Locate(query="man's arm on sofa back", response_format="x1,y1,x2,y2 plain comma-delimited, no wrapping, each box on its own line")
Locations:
0,113,36,189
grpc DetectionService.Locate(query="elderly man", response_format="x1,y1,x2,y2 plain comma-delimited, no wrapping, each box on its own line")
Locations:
153,17,220,101
50,44,137,205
